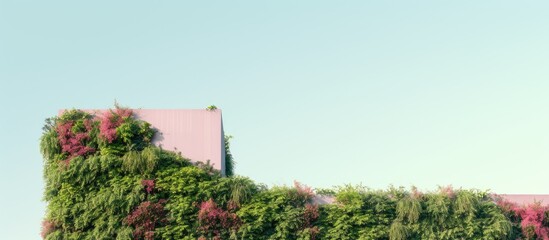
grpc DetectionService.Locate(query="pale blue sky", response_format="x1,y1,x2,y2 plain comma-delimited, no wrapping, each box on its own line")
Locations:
2,1,549,238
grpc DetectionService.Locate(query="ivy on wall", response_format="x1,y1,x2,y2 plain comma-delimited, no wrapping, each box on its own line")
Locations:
40,107,549,240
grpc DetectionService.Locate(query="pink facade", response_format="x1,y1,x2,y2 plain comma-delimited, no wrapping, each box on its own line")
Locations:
60,109,226,175
500,194,549,205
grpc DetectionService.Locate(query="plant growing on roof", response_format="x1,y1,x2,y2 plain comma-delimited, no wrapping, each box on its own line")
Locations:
98,106,155,156
41,105,545,240
49,110,98,164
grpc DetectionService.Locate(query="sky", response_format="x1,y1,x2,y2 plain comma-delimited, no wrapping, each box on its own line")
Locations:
2,1,549,238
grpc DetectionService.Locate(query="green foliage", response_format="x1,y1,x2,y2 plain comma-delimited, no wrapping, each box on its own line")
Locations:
41,107,529,240
389,221,409,240
154,166,223,239
396,197,421,224
322,186,395,240
314,188,336,196
237,186,308,239
394,188,513,240
117,120,154,151
121,148,158,176
42,109,172,239
224,135,235,176
40,128,60,161
98,110,155,156
228,176,257,206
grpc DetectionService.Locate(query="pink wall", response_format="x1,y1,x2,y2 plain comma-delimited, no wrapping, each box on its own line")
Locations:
60,109,226,175
133,109,225,174
500,194,549,205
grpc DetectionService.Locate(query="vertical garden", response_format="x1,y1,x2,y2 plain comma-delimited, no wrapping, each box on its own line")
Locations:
41,107,549,240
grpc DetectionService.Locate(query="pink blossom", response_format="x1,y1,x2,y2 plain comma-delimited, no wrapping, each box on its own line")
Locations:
496,198,549,239
125,200,167,240
303,203,319,228
99,108,133,143
55,120,95,163
515,203,549,239
40,220,57,239
141,179,155,194
144,231,154,240
197,199,241,238
294,181,315,201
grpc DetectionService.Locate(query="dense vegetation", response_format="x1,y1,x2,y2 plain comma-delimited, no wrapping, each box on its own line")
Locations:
41,107,549,239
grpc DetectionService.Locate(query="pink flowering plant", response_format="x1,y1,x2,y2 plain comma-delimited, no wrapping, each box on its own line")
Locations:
496,196,549,239
197,198,241,239
289,181,315,206
40,220,58,239
99,107,133,143
125,200,168,240
54,110,98,164
41,106,155,166
301,203,320,240
98,107,154,155
141,179,155,195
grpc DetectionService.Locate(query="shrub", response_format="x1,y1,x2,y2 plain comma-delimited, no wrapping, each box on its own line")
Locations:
197,198,241,239
125,200,168,240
